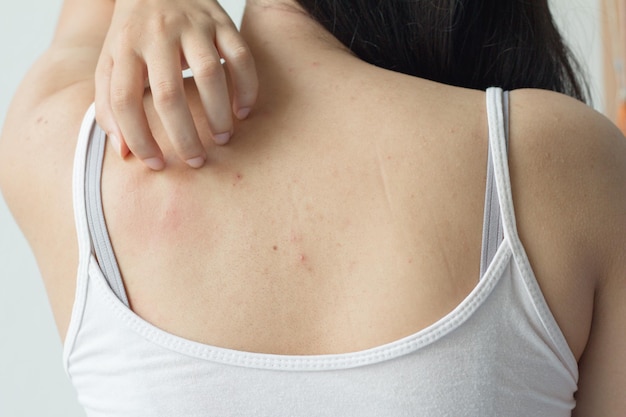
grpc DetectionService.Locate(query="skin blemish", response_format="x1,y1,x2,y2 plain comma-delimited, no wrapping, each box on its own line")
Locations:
298,253,313,272
273,245,278,251
311,61,320,67
232,172,243,186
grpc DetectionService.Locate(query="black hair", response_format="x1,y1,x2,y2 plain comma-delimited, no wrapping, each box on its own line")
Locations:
295,0,589,102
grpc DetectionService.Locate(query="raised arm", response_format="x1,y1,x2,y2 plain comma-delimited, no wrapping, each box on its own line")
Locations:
0,0,256,336
0,0,117,337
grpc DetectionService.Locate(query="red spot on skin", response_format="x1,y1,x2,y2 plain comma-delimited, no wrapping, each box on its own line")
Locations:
312,62,320,67
232,172,243,186
299,254,306,262
408,258,413,264
273,245,278,251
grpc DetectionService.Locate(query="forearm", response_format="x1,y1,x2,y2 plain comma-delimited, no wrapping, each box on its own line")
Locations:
4,0,113,122
52,0,113,49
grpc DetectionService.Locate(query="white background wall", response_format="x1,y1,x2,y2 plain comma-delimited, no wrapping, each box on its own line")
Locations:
0,0,604,415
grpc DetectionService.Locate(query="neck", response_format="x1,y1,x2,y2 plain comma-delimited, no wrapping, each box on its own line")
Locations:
238,1,359,103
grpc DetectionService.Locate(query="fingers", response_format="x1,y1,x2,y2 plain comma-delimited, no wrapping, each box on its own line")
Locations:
146,40,206,168
95,55,130,158
94,0,258,171
216,27,258,121
110,53,165,171
182,31,233,146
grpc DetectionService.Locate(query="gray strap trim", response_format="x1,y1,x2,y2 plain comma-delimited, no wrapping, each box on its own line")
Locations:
479,90,509,279
85,125,130,307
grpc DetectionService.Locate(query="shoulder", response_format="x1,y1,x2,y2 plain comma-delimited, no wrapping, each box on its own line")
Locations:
504,88,626,358
507,92,626,415
508,88,626,256
509,88,623,162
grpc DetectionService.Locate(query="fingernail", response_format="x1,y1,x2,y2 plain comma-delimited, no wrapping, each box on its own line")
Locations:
109,134,122,156
214,132,231,145
144,157,165,171
186,156,205,168
236,107,251,120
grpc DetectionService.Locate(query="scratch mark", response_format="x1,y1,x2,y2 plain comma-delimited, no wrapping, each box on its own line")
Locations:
375,143,394,216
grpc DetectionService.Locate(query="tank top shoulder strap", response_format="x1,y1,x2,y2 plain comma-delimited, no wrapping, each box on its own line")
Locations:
67,103,99,367
72,104,96,273
484,87,520,246
70,104,129,306
482,88,579,377
66,104,128,370
479,89,509,277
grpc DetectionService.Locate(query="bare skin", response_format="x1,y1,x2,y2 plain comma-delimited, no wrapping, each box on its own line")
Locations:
0,0,624,414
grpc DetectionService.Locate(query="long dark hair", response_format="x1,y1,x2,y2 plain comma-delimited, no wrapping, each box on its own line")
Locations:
295,0,589,102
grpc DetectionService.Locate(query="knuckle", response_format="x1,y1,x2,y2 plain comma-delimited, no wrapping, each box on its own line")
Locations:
110,88,137,110
115,23,138,49
152,80,182,106
192,57,222,80
229,45,251,64
213,14,234,28
147,13,184,37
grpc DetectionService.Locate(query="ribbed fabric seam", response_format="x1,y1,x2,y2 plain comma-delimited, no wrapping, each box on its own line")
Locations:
87,244,511,371
480,142,503,278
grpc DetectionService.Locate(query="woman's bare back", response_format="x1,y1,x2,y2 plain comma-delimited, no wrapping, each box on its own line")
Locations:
99,47,599,361
2,1,624,414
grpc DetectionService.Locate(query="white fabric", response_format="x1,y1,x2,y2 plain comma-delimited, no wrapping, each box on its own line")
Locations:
66,88,578,416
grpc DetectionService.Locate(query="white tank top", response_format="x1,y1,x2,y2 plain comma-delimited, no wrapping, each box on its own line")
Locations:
65,87,578,416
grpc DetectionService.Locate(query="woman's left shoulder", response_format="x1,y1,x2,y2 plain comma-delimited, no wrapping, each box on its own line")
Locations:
508,91,626,417
509,87,626,278
509,88,625,194
510,88,623,151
